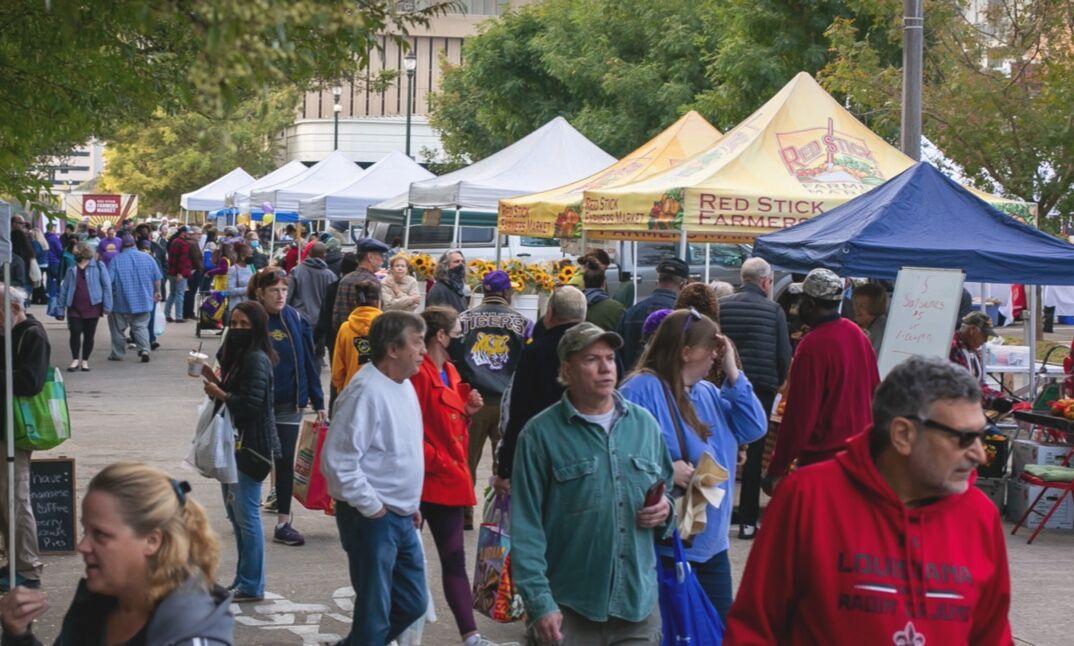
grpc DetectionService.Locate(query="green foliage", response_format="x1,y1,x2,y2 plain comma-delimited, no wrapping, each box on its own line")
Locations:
0,0,451,203
821,0,1074,226
99,91,300,215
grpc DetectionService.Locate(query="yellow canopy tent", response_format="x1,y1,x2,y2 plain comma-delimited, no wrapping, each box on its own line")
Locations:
498,111,722,239
583,72,1033,243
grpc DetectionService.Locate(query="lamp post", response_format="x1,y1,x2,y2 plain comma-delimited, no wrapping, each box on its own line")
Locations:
332,85,343,151
404,51,417,158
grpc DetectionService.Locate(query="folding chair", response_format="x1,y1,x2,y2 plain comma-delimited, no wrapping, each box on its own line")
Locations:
1011,445,1074,544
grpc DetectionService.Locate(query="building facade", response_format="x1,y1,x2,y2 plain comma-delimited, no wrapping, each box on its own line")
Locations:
41,139,107,192
280,1,536,165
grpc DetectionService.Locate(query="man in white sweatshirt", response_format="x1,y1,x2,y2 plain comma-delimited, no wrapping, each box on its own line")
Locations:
322,310,428,645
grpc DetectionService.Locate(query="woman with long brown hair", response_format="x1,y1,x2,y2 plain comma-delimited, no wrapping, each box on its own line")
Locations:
0,462,234,644
619,309,767,620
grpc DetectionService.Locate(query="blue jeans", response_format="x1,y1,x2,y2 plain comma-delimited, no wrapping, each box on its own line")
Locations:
221,471,265,596
335,502,426,645
693,550,732,621
165,276,187,319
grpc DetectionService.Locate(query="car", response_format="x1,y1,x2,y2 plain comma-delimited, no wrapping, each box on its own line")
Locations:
364,221,569,263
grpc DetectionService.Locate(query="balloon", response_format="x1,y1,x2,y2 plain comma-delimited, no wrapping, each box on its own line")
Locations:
262,213,274,225
261,201,275,214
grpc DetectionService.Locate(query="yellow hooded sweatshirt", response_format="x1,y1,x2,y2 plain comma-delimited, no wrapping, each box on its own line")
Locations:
332,306,382,391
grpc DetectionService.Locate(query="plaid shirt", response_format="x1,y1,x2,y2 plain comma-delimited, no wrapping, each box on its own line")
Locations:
110,248,161,314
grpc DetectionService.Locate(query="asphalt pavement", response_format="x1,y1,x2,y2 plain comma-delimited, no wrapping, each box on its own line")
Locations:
13,314,1074,645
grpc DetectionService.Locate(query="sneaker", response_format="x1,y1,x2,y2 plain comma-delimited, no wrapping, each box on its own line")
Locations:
273,522,305,546
738,524,757,540
107,355,123,361
151,342,161,350
465,636,517,646
262,491,277,513
230,590,264,603
0,573,41,593
139,352,150,363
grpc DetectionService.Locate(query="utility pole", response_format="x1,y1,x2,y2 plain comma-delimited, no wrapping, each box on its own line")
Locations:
900,0,923,160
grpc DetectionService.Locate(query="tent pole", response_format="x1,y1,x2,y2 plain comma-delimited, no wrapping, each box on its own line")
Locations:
1028,285,1039,399
4,262,15,589
269,221,276,262
704,242,711,283
403,206,412,250
678,227,687,260
495,227,502,266
580,228,587,255
452,206,461,248
632,241,639,306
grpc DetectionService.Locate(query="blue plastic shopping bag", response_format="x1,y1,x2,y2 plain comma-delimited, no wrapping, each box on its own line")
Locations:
657,529,724,646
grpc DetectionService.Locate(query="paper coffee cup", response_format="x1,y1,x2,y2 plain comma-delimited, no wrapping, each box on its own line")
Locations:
187,351,208,378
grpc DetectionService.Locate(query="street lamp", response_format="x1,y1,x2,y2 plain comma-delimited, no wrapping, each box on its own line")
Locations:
404,51,417,158
332,85,343,151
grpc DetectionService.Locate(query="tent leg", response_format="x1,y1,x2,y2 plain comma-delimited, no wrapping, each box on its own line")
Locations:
678,227,688,261
1028,285,1039,399
403,206,412,250
704,243,711,284
495,228,502,266
580,228,587,255
270,221,276,261
4,262,16,589
452,206,461,248
632,241,639,306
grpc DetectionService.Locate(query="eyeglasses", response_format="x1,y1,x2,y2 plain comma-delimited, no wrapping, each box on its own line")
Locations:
908,416,996,449
681,307,702,336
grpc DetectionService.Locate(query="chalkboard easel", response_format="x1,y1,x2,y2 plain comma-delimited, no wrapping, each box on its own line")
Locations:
30,457,77,555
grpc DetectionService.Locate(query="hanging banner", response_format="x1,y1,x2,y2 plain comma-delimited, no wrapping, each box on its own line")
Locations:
64,193,139,226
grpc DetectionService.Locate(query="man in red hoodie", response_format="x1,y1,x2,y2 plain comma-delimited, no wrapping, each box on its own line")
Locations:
726,355,1011,645
763,269,879,492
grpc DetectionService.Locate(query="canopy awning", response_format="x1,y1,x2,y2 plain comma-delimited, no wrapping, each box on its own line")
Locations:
498,111,722,239
229,160,310,214
249,151,366,214
180,167,255,212
753,162,1074,285
299,151,434,221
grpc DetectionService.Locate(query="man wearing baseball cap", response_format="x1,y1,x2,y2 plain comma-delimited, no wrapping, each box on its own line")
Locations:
618,256,690,369
950,311,1009,411
511,322,674,645
763,268,879,492
451,269,532,527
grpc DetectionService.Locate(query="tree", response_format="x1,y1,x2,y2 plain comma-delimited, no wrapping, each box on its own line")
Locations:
429,0,719,163
821,0,1074,227
98,91,299,215
0,0,451,203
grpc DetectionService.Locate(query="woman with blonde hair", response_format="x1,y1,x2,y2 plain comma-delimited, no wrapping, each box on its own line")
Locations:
381,253,421,312
0,462,235,645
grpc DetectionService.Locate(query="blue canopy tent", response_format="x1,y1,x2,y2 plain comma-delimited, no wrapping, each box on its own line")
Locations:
753,162,1069,284
754,161,1068,396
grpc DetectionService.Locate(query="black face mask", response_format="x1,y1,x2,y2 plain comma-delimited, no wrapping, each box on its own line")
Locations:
448,264,465,282
222,329,252,366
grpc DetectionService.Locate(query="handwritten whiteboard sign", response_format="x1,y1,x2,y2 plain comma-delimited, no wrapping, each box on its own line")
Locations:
877,268,965,378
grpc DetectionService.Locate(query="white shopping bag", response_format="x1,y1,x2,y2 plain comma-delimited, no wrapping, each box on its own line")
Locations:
187,397,237,484
154,302,166,337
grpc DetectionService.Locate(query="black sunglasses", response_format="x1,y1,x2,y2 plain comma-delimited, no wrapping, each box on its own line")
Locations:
909,416,996,449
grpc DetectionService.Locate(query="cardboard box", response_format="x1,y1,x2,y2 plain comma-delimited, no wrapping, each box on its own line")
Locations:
1011,440,1072,476
975,477,1006,513
1006,479,1074,530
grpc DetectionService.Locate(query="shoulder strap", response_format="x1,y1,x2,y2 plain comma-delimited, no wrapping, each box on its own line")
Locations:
647,370,691,465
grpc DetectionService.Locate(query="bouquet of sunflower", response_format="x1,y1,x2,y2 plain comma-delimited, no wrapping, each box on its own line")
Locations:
467,259,499,290
409,253,436,281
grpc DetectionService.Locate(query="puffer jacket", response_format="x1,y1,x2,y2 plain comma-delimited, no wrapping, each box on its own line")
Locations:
718,282,792,394
332,306,382,391
223,349,280,479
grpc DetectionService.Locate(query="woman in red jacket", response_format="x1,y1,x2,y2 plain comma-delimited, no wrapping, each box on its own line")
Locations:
413,306,493,645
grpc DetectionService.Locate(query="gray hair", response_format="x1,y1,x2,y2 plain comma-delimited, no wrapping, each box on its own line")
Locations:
548,286,586,324
871,355,982,451
0,284,28,309
740,257,772,285
434,249,465,282
709,281,735,298
369,311,426,364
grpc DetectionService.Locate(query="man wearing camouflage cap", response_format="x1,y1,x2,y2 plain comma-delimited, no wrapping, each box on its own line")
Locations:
763,268,879,493
511,322,673,645
950,311,1009,411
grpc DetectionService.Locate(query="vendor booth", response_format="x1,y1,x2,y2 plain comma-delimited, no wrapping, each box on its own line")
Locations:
249,150,366,216
581,72,1032,243
367,116,615,250
228,160,310,222
180,167,255,213
298,151,434,222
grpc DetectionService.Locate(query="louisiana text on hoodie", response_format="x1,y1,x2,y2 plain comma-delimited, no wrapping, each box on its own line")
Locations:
725,428,1012,645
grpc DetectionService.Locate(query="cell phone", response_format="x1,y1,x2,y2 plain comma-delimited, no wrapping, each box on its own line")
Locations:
643,480,666,507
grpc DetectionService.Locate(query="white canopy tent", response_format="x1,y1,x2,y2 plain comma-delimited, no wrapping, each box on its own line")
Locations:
299,151,434,221
180,167,255,212
249,150,366,214
228,160,310,214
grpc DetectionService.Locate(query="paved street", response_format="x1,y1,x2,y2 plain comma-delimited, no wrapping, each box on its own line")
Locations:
17,315,1074,645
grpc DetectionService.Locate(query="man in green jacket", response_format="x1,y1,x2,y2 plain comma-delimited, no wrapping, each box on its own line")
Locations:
582,261,625,332
511,322,674,645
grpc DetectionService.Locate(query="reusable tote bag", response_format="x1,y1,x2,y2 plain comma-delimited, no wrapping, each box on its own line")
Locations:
657,530,725,646
472,491,525,623
292,420,334,514
13,366,71,451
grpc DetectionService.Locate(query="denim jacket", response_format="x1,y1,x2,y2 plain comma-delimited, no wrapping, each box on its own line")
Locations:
58,260,113,313
510,392,675,625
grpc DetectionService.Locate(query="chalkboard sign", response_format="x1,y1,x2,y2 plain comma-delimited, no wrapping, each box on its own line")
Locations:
30,458,77,554
877,267,965,379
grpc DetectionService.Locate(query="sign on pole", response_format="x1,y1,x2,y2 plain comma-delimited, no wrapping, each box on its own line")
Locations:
877,267,965,378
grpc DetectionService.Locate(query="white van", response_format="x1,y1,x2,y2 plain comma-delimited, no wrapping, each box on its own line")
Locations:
365,222,569,263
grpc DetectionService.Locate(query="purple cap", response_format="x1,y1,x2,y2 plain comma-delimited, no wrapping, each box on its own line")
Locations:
482,269,513,293
642,308,673,339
